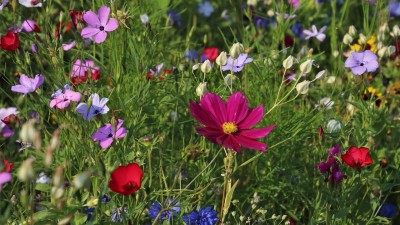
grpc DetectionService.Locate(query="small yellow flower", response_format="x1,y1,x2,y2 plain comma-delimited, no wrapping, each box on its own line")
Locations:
350,35,377,53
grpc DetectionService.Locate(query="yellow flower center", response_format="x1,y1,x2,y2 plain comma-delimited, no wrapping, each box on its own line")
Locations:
222,122,238,135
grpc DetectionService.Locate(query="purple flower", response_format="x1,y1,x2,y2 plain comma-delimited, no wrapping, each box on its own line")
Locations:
316,146,347,184
198,1,214,17
62,40,76,51
389,0,400,17
167,9,182,26
378,202,398,218
221,53,253,72
303,25,327,42
344,50,379,75
185,50,199,61
0,172,12,191
183,206,219,225
31,43,38,53
0,0,9,10
93,119,126,148
292,22,303,38
11,74,44,95
149,199,180,221
328,145,341,156
50,89,82,109
76,93,109,121
81,6,119,43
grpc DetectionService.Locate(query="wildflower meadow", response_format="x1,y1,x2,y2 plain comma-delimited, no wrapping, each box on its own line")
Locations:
1,0,400,224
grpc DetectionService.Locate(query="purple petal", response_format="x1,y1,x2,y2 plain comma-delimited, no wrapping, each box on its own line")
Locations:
62,40,76,51
316,33,326,42
363,50,378,62
2,126,14,137
365,60,379,72
76,103,88,120
100,137,114,148
93,31,107,43
237,54,248,65
21,20,36,32
115,127,127,138
105,18,118,32
98,6,111,26
33,74,44,89
319,26,327,33
19,74,32,87
11,85,29,94
93,124,114,141
91,94,100,105
83,10,100,27
350,52,365,63
98,97,109,107
344,56,359,68
351,66,367,75
81,27,100,38
238,105,264,129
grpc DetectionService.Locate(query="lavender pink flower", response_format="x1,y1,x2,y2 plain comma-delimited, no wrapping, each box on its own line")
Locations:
93,119,127,148
303,25,327,42
221,54,253,72
190,92,276,153
11,74,44,95
50,89,82,109
81,6,119,43
0,172,12,191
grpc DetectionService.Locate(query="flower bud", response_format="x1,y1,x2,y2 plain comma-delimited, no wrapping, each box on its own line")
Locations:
73,171,91,189
388,45,396,55
282,55,295,69
348,25,357,36
196,82,208,97
247,0,257,6
295,80,311,94
200,60,212,73
342,34,353,45
224,74,238,86
379,23,388,33
359,33,367,44
267,9,274,17
229,43,244,59
326,119,342,133
216,51,228,66
377,47,387,58
300,59,314,74
18,158,35,182
192,63,200,71
315,70,326,79
53,166,64,188
390,25,400,37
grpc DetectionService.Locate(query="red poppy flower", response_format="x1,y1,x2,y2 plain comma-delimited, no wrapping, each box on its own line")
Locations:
1,31,20,51
203,47,219,61
109,163,144,196
3,160,14,172
341,146,373,169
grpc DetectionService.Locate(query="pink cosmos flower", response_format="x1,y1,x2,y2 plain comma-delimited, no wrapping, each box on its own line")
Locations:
0,172,12,191
93,119,127,148
81,6,119,43
190,92,276,153
11,74,44,95
50,89,82,109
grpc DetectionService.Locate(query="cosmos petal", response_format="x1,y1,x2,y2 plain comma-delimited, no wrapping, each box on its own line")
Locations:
238,105,264,129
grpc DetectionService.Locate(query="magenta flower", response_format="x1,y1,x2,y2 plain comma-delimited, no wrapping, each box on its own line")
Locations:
344,50,379,75
71,59,100,78
81,6,119,43
190,92,276,153
0,0,9,10
316,145,347,184
11,74,44,95
0,172,12,191
93,119,127,148
50,89,82,109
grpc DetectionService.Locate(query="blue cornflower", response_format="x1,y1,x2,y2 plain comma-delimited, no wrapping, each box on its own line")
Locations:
390,0,400,17
198,1,214,17
254,17,270,30
378,202,397,219
185,50,199,61
168,9,182,26
84,207,95,222
101,194,111,203
183,206,219,225
111,207,127,223
292,22,303,38
149,199,180,221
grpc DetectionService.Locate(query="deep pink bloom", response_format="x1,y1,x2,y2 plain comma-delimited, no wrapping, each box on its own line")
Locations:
190,92,276,153
50,89,82,109
93,119,127,148
288,0,300,8
81,6,118,43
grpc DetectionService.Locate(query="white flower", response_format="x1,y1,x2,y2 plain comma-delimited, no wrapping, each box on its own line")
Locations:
19,0,43,7
303,25,327,42
36,172,51,184
140,14,149,24
315,97,334,110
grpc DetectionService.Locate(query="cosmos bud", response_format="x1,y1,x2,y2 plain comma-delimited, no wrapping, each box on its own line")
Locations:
229,43,244,59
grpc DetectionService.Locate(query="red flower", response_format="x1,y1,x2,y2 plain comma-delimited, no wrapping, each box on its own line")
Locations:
341,146,373,169
203,48,219,61
109,163,144,196
190,92,276,153
1,31,20,51
3,160,14,172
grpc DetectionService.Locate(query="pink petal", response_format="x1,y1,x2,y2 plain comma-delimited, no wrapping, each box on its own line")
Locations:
195,126,224,142
238,105,264,129
217,135,241,153
98,6,111,26
235,134,267,152
105,18,118,32
200,93,227,125
239,125,276,139
100,137,114,148
62,40,76,51
93,31,107,43
0,172,12,185
11,85,29,94
226,92,249,123
190,101,220,129
83,10,100,27
64,90,81,102
81,27,100,38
